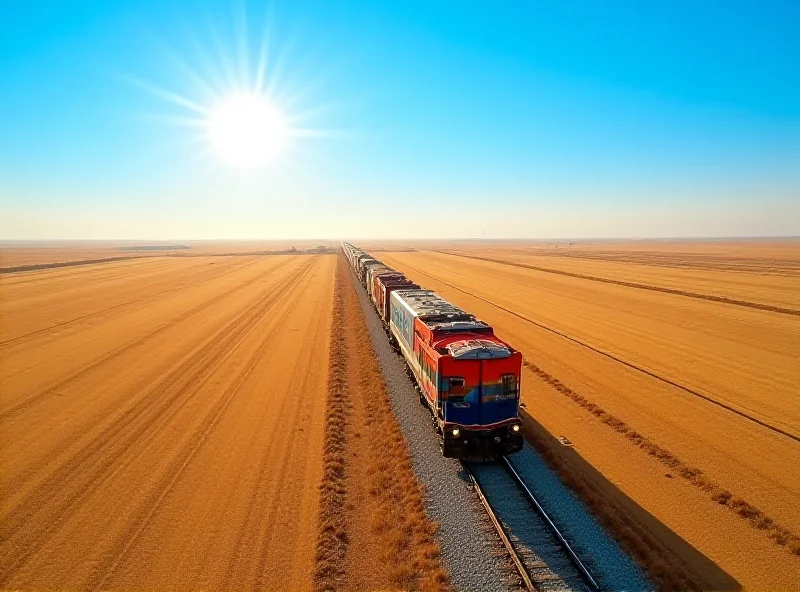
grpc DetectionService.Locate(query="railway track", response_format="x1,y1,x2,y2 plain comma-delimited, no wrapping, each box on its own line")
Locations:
466,457,600,592
344,246,610,590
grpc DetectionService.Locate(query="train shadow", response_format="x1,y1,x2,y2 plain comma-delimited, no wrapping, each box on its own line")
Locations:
518,408,741,591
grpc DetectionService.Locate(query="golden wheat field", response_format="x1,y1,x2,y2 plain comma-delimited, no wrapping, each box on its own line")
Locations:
0,240,338,269
2,240,799,590
1,254,335,588
374,239,800,589
0,248,444,590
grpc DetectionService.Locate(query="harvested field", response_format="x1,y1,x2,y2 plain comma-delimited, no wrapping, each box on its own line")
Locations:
0,254,336,589
377,240,800,589
0,240,339,269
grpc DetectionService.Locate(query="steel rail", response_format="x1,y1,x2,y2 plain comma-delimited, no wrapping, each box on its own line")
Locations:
348,248,601,590
502,456,601,591
464,464,537,592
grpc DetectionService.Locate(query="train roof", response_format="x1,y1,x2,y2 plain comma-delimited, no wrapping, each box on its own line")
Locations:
446,338,511,359
391,289,492,333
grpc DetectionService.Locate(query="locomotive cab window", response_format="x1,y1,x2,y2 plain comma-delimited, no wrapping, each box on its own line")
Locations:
447,377,467,401
448,377,465,389
502,374,517,397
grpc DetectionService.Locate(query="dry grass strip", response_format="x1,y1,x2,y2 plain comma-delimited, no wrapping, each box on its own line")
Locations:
314,267,351,591
345,259,449,591
523,360,800,558
315,256,449,591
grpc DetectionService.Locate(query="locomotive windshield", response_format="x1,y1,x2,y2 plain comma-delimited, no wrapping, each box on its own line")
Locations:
502,374,517,396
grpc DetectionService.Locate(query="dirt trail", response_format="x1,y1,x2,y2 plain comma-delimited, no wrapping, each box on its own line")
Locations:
379,248,800,590
314,255,448,592
0,254,335,589
436,250,800,316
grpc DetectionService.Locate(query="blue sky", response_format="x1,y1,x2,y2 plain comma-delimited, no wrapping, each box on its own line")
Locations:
1,0,798,239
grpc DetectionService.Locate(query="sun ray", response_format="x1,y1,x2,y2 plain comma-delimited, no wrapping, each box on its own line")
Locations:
264,26,300,98
177,12,230,100
123,74,209,115
289,127,357,140
254,5,275,93
205,11,240,92
233,0,250,90
137,113,207,129
146,32,219,104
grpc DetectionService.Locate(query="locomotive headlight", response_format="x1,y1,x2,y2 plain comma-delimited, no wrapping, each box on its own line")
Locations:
451,427,460,438
512,424,521,433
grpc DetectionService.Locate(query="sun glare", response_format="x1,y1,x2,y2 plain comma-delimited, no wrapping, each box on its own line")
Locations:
206,93,288,168
131,8,334,171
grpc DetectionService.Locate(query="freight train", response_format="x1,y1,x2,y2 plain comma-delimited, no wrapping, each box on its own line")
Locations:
342,243,524,460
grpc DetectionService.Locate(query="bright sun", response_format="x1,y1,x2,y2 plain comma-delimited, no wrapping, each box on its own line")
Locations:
207,93,288,168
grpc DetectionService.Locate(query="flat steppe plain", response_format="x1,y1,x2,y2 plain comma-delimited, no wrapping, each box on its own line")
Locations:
0,239,337,268
377,239,800,589
1,254,335,588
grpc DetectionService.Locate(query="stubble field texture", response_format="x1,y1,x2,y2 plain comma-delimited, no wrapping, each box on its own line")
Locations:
371,239,800,590
2,239,799,591
1,254,336,589
0,248,445,590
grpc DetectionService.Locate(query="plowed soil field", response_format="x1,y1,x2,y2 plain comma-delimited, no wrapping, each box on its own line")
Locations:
0,254,335,589
378,242,800,589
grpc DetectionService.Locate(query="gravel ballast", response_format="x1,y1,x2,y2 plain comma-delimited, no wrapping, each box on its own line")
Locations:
348,268,511,592
508,447,651,591
469,462,588,591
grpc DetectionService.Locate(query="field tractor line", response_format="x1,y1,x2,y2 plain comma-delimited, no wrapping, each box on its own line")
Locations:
0,259,317,585
519,249,800,276
223,289,326,587
0,255,146,275
397,261,800,445
0,257,299,422
85,269,305,592
24,253,262,311
544,251,800,277
522,359,800,557
0,254,190,295
0,261,314,582
252,294,332,589
434,250,800,317
0,256,264,348
0,259,317,576
485,247,800,276
0,256,266,350
4,256,314,504
1,263,150,300
0,299,148,348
